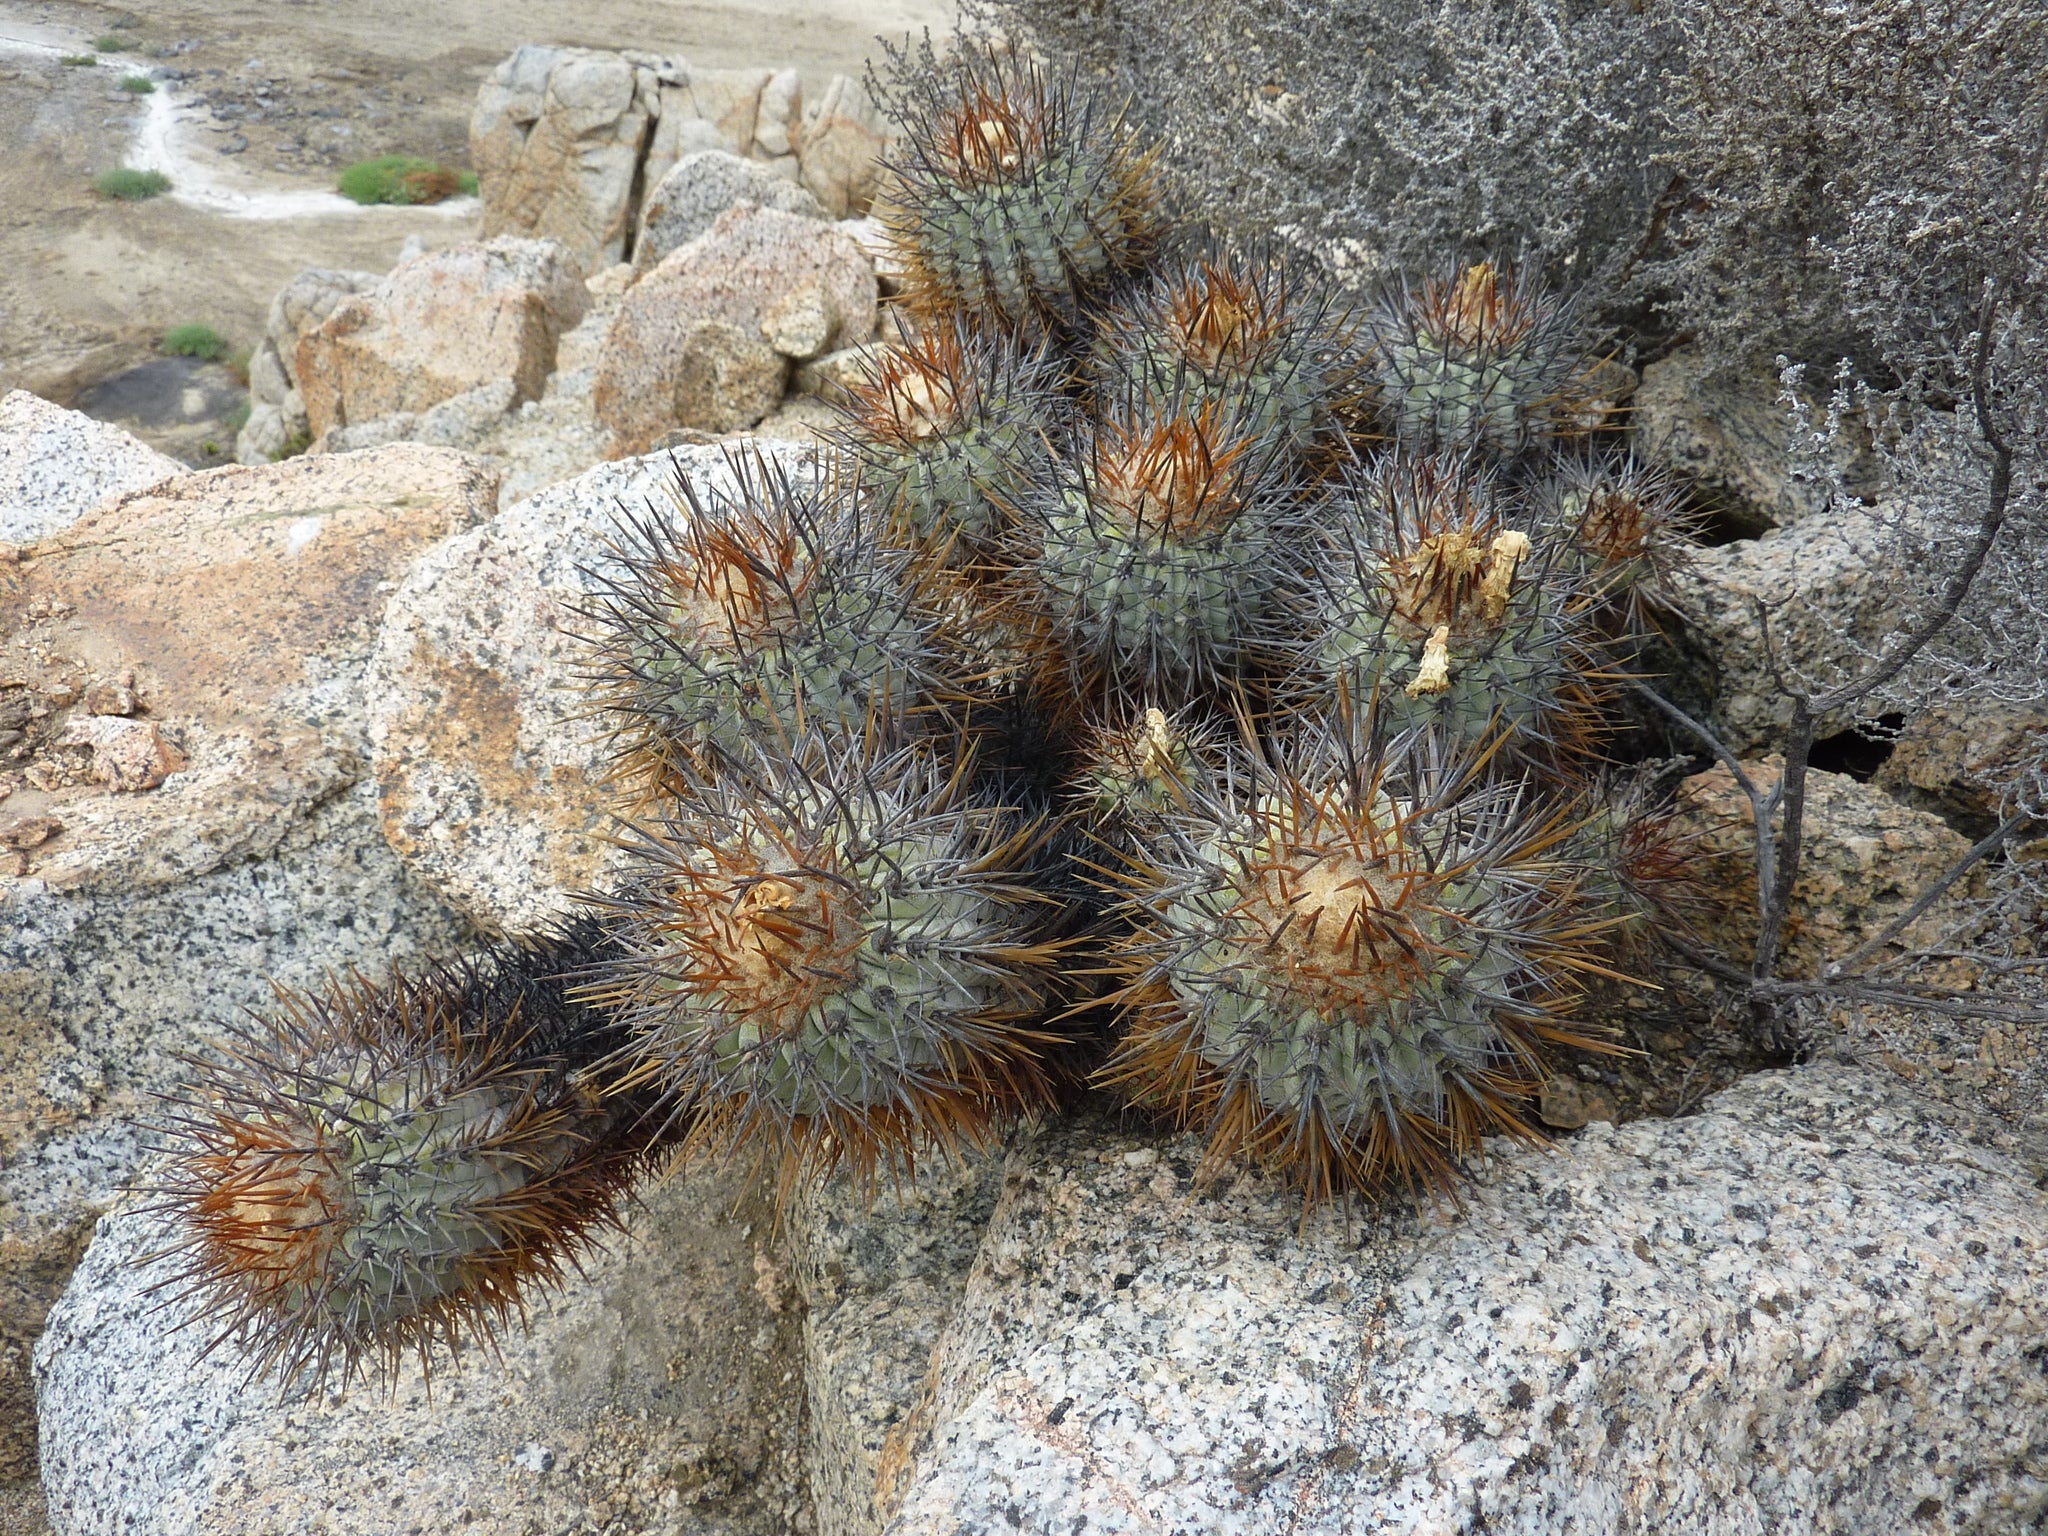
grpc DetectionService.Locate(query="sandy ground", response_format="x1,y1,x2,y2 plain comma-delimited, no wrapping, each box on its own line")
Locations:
0,0,952,456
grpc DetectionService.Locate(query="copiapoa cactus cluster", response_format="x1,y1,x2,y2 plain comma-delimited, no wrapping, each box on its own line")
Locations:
153,38,1695,1388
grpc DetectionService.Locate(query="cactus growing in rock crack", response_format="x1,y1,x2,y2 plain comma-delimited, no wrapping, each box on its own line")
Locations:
1288,452,1615,769
148,923,670,1388
582,736,1066,1193
1089,238,1364,462
834,316,1068,568
875,38,1164,340
1367,260,1582,457
1098,729,1621,1202
574,449,955,800
1011,393,1303,704
1561,775,1705,964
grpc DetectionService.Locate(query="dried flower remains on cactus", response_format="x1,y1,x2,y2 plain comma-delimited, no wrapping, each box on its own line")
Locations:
1289,452,1616,769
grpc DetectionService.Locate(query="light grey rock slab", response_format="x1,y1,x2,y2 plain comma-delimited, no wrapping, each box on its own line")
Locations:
1663,493,1956,754
0,447,496,1482
233,399,291,466
1634,349,1883,536
887,1068,2048,1536
0,393,182,544
635,149,824,273
35,1164,810,1536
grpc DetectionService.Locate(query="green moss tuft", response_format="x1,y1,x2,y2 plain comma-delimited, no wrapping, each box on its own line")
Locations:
161,323,229,360
93,167,170,200
336,156,478,206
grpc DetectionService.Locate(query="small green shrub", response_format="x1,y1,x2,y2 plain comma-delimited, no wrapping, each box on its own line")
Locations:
335,156,478,207
59,54,97,67
270,429,312,463
92,36,126,51
119,75,154,94
93,168,170,201
161,324,229,361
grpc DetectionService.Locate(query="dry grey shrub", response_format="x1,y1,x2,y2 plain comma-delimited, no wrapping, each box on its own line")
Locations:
1647,0,2048,377
1638,292,2048,1115
984,0,2048,1106
974,0,1680,292
984,0,2046,370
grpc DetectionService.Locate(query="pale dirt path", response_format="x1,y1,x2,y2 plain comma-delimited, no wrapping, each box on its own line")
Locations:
0,0,953,409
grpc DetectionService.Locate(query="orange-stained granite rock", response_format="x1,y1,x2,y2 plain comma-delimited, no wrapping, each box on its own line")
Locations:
0,445,500,898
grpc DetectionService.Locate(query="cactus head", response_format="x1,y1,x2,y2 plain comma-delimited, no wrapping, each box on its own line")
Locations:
1368,261,1580,456
1294,453,1610,765
587,740,1063,1192
1562,775,1705,962
1092,241,1362,461
877,39,1163,339
150,926,665,1388
836,318,1065,568
1539,455,1695,628
1016,395,1298,702
1101,734,1612,1203
1070,703,1222,849
576,451,951,798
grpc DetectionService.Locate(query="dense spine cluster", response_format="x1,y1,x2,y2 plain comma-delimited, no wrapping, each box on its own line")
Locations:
1101,737,1614,1200
878,39,1162,340
1366,261,1581,457
150,926,668,1387
1089,241,1362,460
833,317,1064,567
157,38,1700,1386
1014,396,1300,702
584,740,1062,1193
576,450,952,798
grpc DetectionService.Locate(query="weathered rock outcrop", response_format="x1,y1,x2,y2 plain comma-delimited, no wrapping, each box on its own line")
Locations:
593,206,876,455
471,46,889,273
236,267,380,465
295,238,588,439
1875,699,2048,831
0,391,181,544
634,149,825,272
1634,348,1883,537
796,75,892,220
792,1153,1009,1536
1662,495,1950,755
1668,756,1981,979
0,442,492,1487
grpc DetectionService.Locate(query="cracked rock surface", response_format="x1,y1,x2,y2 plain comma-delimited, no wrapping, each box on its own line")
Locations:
883,1068,2048,1536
